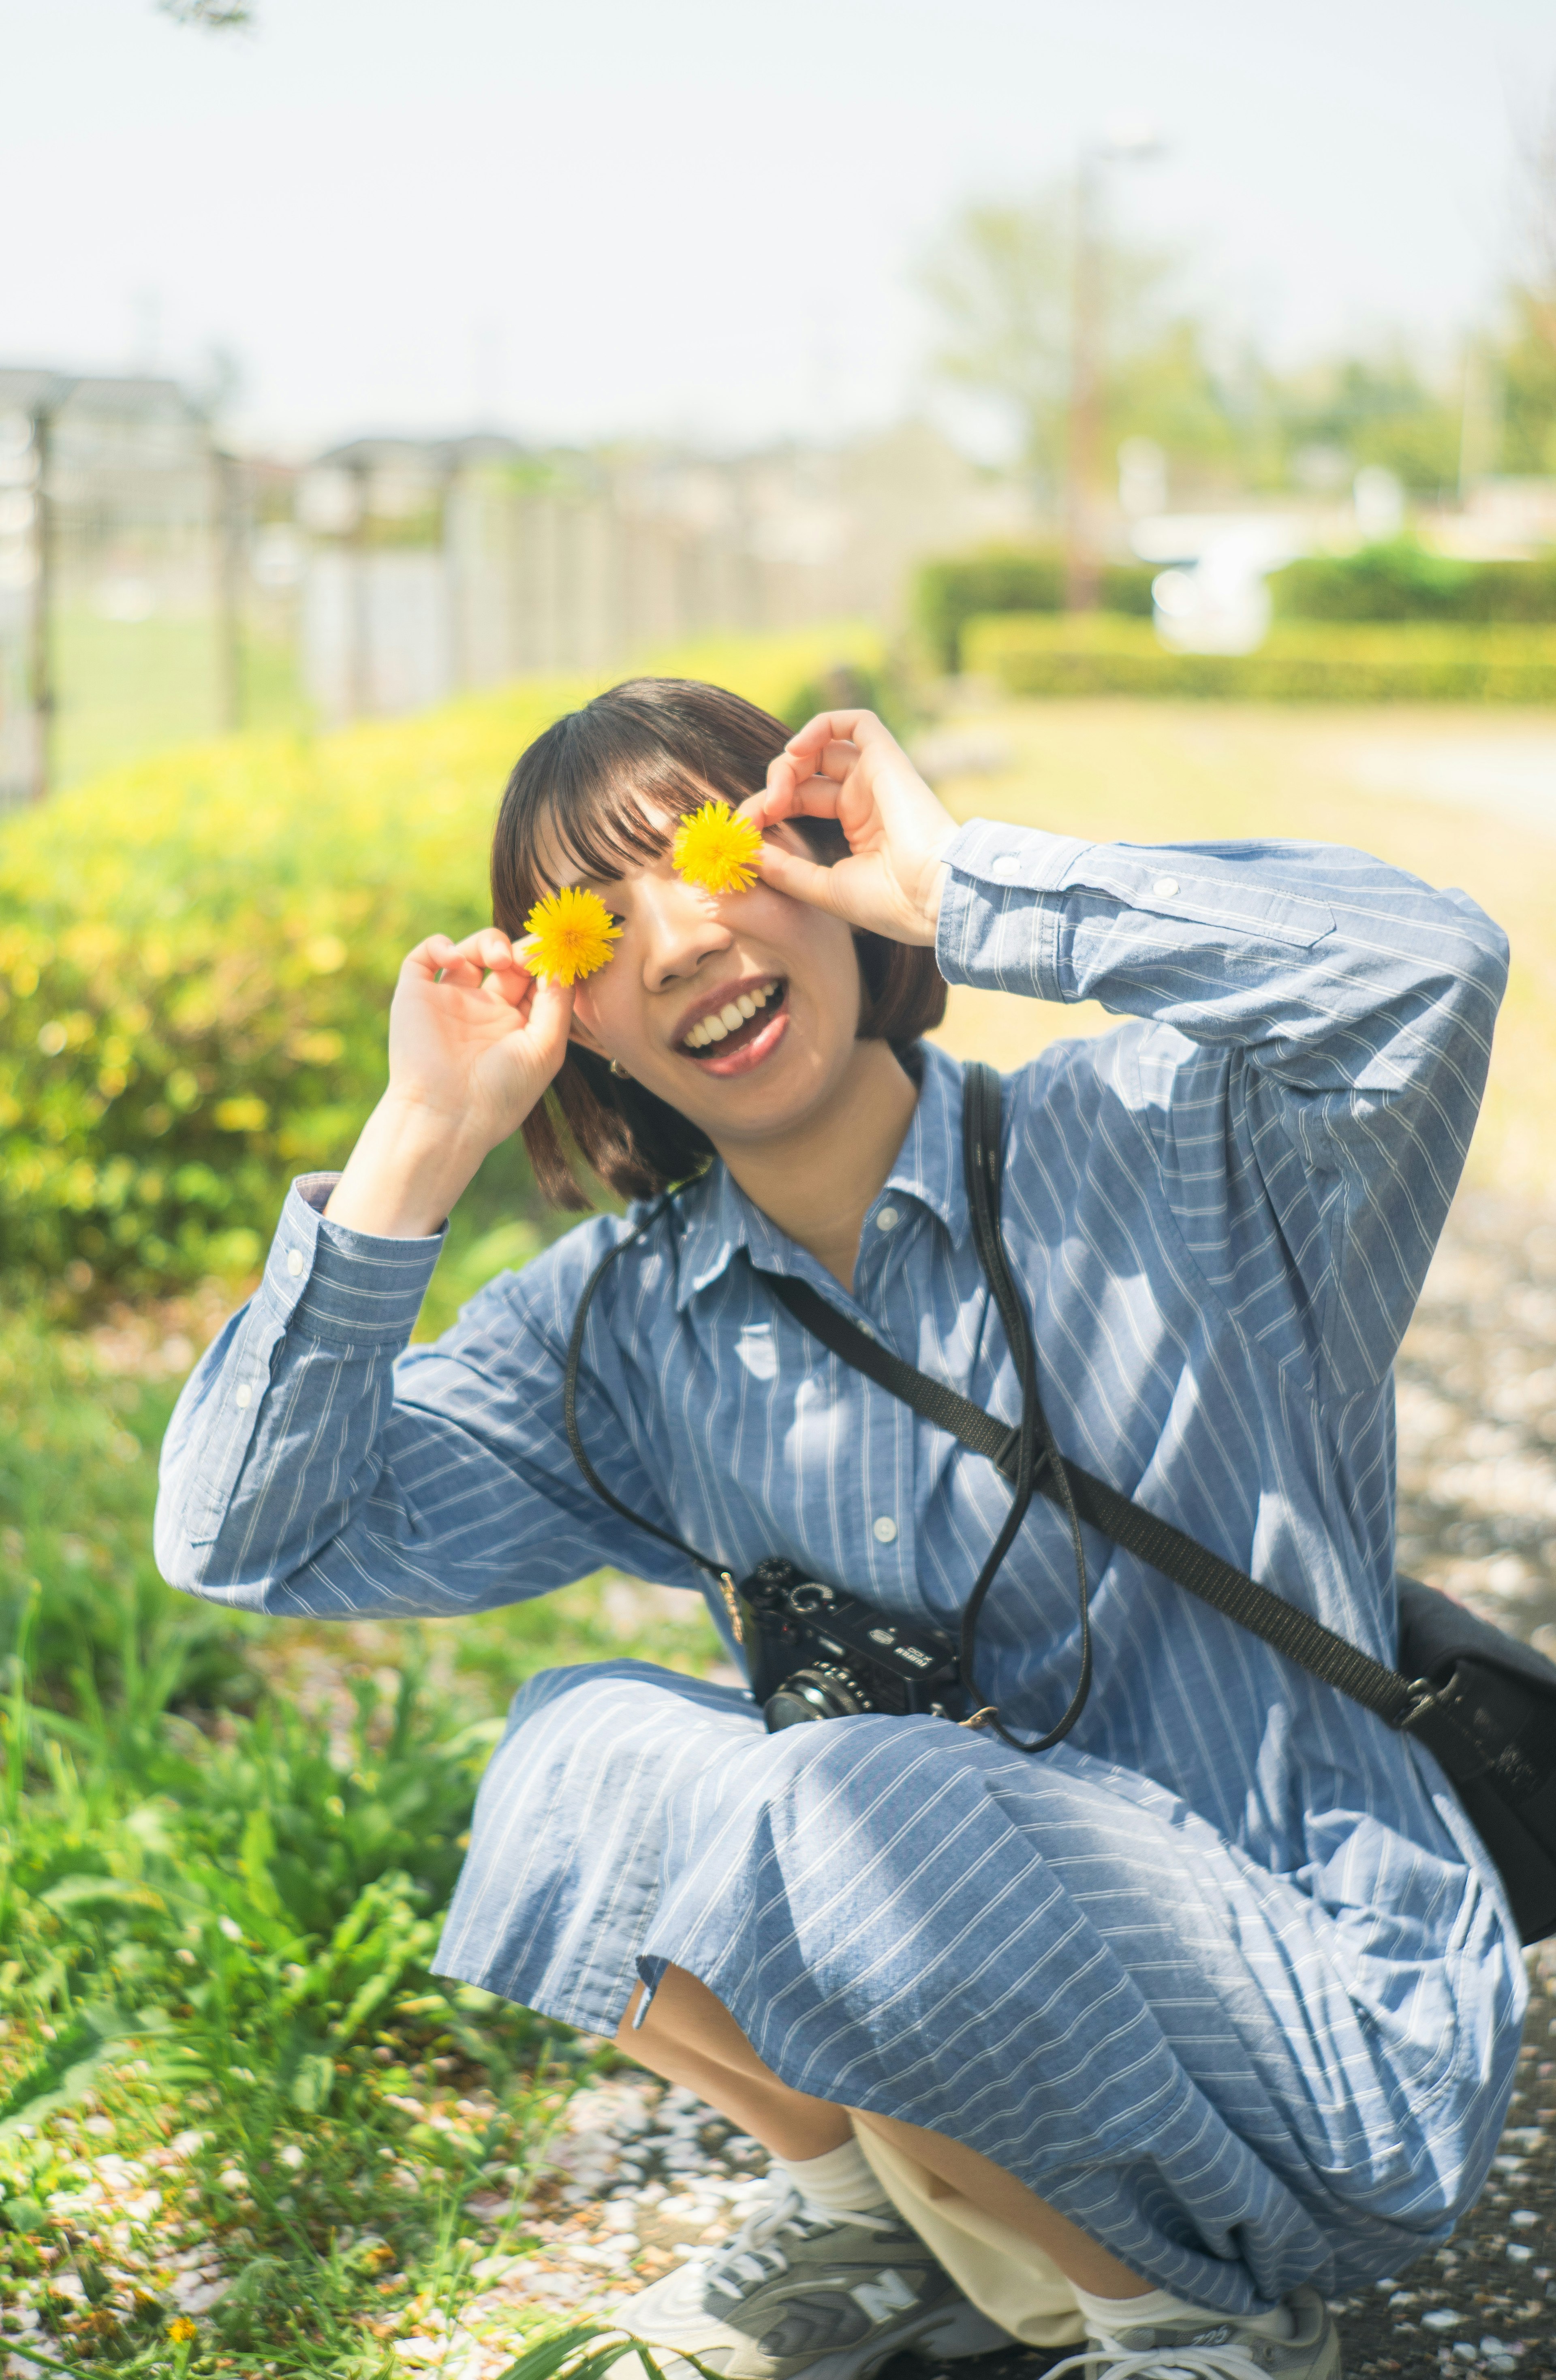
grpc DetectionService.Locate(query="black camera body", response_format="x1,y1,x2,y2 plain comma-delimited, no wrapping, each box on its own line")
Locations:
737,1557,966,1732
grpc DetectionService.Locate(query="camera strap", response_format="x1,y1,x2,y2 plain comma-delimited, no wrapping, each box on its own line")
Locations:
562,1062,1556,1936
562,1064,1471,1741
761,1060,1093,1754
765,1061,1427,1733
563,1188,750,1643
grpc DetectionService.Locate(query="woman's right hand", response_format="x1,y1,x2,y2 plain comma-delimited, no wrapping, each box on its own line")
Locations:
325,929,573,1239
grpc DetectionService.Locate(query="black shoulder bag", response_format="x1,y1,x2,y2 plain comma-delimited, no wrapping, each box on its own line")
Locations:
563,1062,1556,1944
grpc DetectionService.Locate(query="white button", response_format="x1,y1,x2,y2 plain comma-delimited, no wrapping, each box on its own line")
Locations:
876,1206,899,1232
1151,876,1180,899
991,855,1018,878
286,1248,304,1276
234,1383,252,1409
872,1515,898,1544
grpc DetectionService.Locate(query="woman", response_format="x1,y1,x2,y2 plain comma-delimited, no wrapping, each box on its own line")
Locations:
157,681,1523,2380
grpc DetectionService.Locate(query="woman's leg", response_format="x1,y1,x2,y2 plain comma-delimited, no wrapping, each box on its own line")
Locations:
616,1962,1150,2300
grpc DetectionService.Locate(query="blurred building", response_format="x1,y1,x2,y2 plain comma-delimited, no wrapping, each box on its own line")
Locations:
0,368,238,806
295,422,1026,725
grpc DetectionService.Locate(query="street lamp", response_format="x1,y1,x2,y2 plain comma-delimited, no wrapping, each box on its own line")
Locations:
1064,122,1163,613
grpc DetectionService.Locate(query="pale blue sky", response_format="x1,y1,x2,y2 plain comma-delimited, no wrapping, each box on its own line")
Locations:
4,0,1553,452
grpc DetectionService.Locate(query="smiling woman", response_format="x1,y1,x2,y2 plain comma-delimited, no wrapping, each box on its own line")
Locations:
488,678,944,1210
156,677,1524,2380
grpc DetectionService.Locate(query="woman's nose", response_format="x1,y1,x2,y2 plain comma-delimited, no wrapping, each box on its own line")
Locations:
637,873,730,990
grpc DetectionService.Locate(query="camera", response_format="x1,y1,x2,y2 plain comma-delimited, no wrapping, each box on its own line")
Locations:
737,1558,966,1731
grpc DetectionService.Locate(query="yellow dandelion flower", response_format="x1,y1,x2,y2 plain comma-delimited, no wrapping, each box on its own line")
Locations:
671,799,765,896
521,886,622,986
168,2316,199,2344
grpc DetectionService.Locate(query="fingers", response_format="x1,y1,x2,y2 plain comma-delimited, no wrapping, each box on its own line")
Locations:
523,971,575,1059
745,763,849,833
783,707,889,767
402,927,524,991
754,837,849,915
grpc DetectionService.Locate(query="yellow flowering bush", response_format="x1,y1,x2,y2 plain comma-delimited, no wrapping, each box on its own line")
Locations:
0,625,880,1288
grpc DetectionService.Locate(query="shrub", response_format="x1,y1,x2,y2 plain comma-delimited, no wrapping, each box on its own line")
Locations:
1272,538,1556,624
964,611,1556,702
914,547,1156,672
0,625,882,1291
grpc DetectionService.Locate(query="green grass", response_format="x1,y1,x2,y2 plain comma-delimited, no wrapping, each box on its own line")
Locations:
51,613,312,790
0,1273,719,2376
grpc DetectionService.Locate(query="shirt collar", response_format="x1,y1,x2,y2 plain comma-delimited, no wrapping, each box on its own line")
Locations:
669,1040,971,1312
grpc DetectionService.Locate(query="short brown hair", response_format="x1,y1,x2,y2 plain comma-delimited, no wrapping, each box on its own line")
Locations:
490,677,947,1209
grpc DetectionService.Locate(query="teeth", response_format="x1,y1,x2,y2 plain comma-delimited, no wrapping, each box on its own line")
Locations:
682,981,781,1052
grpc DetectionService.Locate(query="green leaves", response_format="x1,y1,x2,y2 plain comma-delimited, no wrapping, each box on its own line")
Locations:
0,627,883,1290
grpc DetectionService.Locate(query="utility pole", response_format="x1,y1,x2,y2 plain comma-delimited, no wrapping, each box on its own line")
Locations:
215,446,245,734
1062,128,1163,616
1064,154,1105,613
26,380,77,802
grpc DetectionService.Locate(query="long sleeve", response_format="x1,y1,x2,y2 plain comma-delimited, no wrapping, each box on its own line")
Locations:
154,1175,707,1618
936,822,1509,1392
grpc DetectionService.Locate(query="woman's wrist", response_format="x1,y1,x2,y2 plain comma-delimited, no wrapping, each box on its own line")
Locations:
323,1090,492,1240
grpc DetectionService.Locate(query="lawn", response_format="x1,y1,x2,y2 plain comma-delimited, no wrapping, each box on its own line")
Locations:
3,680,1554,2378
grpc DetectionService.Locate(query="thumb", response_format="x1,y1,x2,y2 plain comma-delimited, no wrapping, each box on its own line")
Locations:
757,840,851,915
525,974,576,1065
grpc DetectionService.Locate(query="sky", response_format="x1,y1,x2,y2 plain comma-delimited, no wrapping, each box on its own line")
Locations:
3,0,1554,457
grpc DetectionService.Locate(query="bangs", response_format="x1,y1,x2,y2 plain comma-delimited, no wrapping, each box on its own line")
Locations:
491,677,791,933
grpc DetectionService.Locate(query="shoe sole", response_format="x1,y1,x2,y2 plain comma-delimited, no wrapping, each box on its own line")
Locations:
610,2297,1015,2380
772,2297,1014,2380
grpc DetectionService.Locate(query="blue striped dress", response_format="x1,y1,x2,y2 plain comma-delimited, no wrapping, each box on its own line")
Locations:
156,823,1525,2316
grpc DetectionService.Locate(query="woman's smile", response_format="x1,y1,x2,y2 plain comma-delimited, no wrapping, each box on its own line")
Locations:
674,975,790,1074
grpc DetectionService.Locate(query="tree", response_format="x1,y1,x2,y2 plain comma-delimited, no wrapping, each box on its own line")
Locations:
917,188,1248,508
158,1,253,26
917,192,1075,497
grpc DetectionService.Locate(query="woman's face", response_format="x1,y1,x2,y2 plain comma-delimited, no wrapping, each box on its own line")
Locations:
557,814,872,1154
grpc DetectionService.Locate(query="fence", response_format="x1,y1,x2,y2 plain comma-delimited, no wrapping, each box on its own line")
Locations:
0,391,1029,784
298,429,1026,725
0,370,245,807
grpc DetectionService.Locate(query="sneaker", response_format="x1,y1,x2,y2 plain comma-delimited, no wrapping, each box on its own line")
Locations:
1042,2284,1341,2379
608,2179,1012,2380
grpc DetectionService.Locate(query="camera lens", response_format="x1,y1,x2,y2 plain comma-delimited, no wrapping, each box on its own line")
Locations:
763,1666,868,1729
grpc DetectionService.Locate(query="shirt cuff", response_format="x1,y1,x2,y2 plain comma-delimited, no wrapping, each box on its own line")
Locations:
936,820,1094,998
257,1175,447,1348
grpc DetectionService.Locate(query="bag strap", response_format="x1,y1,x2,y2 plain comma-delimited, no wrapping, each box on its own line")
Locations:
759,1061,1096,1755
561,1069,1451,1759
765,1058,1430,1741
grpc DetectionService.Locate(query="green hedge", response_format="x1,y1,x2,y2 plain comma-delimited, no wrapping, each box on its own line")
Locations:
1273,538,1556,624
915,547,1157,672
965,612,1556,701
0,624,882,1291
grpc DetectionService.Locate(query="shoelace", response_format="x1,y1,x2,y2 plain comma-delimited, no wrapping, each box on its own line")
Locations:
1043,2331,1275,2380
702,2181,898,2300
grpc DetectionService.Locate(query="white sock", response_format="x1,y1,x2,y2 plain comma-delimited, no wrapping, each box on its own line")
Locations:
770,2139,892,2217
1072,2284,1295,2343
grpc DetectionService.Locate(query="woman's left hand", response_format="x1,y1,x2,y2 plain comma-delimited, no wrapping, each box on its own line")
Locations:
742,710,958,947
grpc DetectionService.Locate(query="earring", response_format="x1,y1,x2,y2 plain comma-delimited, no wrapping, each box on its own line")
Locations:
609,1059,630,1079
